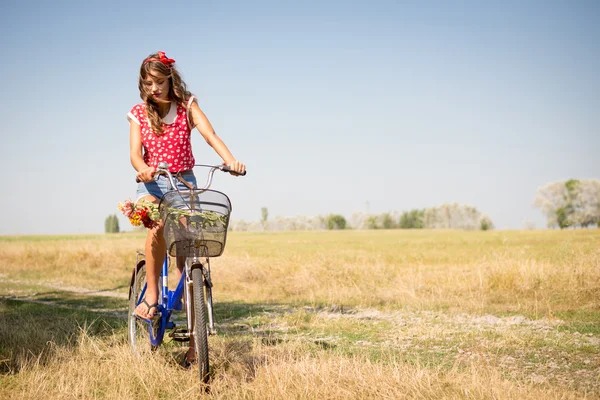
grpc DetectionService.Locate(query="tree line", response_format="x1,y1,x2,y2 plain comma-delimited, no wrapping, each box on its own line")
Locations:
534,179,600,229
106,178,599,232
347,203,493,231
230,203,493,232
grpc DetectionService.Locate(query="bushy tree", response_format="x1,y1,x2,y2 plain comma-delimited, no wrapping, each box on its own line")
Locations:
399,209,424,229
104,214,120,233
534,179,600,228
571,180,600,227
261,207,269,230
423,203,491,230
112,215,120,233
380,213,395,229
480,216,494,231
534,180,573,228
326,214,347,230
366,216,379,229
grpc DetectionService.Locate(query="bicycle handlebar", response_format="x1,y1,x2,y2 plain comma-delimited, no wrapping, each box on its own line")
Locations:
135,162,246,191
220,165,247,176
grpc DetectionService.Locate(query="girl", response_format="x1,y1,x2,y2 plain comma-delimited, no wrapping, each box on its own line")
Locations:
127,51,245,364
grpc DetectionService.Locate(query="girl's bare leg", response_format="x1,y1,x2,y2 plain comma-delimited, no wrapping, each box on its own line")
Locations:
134,193,196,359
135,196,165,319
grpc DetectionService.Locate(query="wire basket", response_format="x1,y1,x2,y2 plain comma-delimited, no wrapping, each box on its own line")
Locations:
159,189,232,257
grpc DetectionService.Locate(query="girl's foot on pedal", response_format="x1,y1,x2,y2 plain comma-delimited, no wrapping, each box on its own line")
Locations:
135,299,158,320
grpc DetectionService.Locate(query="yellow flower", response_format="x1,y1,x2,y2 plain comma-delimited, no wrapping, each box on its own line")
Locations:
129,214,142,226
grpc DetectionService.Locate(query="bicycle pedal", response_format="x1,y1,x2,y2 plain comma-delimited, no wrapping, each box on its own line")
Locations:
134,314,160,324
169,328,190,342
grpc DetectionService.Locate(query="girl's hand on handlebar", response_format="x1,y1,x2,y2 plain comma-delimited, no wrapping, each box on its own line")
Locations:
136,166,156,183
225,160,246,176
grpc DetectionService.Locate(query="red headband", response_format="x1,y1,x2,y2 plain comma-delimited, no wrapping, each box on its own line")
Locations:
144,51,175,68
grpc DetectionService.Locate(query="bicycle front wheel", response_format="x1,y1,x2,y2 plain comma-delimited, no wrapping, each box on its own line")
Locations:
191,267,210,383
128,260,158,356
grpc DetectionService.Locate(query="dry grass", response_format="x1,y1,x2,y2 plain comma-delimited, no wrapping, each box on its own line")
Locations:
0,325,591,400
214,230,600,316
0,234,139,290
1,229,599,398
1,230,598,316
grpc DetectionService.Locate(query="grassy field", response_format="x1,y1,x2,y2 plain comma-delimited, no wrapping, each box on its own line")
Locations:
1,229,599,399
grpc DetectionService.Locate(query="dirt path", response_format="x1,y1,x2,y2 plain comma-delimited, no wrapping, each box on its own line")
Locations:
2,278,128,299
1,279,128,318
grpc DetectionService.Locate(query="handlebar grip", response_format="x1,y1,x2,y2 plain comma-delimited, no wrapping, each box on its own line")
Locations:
222,166,247,176
136,167,163,183
136,174,160,183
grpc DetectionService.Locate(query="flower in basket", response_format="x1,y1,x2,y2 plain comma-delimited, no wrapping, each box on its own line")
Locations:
118,199,160,229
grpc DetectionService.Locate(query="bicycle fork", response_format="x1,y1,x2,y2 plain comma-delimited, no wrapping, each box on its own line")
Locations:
185,259,216,337
204,261,216,335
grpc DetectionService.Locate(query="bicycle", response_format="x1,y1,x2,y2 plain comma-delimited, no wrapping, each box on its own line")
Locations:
127,161,245,384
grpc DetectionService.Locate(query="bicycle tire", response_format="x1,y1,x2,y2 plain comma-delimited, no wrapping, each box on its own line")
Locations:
191,267,210,383
128,260,159,356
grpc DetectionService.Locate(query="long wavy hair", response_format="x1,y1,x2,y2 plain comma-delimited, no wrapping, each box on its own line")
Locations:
138,52,193,135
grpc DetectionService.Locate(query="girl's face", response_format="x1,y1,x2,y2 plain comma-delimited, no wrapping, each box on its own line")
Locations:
143,72,170,102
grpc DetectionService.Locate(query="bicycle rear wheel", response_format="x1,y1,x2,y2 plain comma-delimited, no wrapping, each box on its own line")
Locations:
128,260,158,356
191,267,210,383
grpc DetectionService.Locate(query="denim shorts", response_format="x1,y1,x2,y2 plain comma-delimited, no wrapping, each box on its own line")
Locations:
136,170,197,201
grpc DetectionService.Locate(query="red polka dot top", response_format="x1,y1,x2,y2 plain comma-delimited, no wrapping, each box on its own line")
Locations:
127,97,196,173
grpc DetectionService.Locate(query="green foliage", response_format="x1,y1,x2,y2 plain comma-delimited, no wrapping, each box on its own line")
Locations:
326,214,347,230
104,214,120,233
366,216,379,229
381,213,395,229
261,207,268,230
165,209,227,230
480,217,494,231
555,207,571,229
557,180,579,229
399,209,424,229
535,179,600,229
112,215,120,233
565,179,580,195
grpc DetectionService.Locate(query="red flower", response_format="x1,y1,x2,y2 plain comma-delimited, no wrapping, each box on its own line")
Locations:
117,198,160,229
137,207,158,229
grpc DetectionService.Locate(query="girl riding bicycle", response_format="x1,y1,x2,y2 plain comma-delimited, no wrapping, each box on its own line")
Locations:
127,51,245,364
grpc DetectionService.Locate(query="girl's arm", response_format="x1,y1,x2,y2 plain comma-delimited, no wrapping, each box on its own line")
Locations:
129,121,155,182
189,101,246,175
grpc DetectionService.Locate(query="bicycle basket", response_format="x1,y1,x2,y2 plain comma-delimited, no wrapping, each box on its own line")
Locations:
159,189,232,257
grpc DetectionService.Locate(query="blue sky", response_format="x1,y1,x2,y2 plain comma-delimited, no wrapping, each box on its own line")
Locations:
1,0,598,234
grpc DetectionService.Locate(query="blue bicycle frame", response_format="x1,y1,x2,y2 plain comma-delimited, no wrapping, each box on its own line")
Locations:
135,254,185,347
